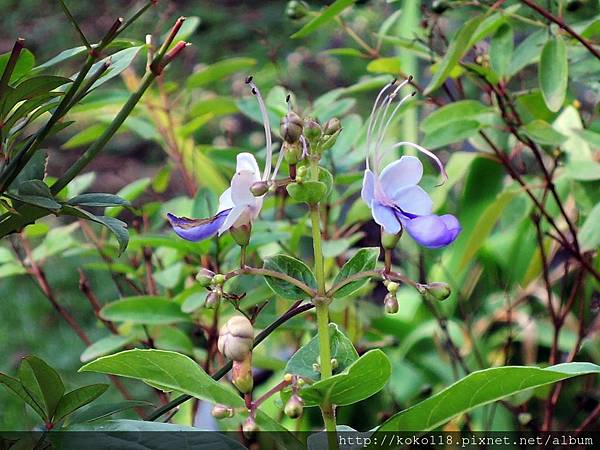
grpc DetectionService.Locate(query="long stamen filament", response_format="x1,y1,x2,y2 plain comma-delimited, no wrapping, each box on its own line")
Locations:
365,80,396,170
378,141,448,184
246,76,273,181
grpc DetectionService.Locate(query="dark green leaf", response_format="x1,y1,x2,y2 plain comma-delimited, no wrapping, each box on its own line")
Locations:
69,400,154,423
377,362,600,432
420,100,493,134
539,36,568,112
422,120,481,149
2,75,71,115
18,356,64,420
54,384,108,422
80,349,244,407
0,48,35,83
285,323,358,380
67,193,130,208
263,254,317,299
0,372,46,419
291,0,356,39
490,24,513,78
332,247,379,298
15,180,61,211
100,296,190,325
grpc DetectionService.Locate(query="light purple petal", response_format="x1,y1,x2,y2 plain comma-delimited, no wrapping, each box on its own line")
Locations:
361,170,375,205
392,185,433,217
379,156,423,198
402,214,461,249
372,201,401,234
167,209,231,242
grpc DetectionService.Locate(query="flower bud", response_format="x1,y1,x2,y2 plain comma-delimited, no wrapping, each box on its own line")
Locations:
212,274,226,286
280,111,303,143
211,404,234,419
196,268,215,287
204,290,221,309
330,358,338,370
284,394,304,419
286,0,310,20
284,141,303,165
323,117,341,136
320,129,341,151
381,230,401,250
384,280,399,294
425,282,451,301
242,416,258,438
296,165,308,178
232,356,254,393
303,117,322,143
384,293,399,314
230,223,251,247
250,181,269,197
217,315,254,361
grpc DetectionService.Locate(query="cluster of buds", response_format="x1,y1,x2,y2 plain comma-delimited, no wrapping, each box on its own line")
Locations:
383,280,399,314
283,373,305,420
303,116,342,154
217,315,255,393
280,107,304,170
312,356,338,374
196,269,226,309
417,282,451,301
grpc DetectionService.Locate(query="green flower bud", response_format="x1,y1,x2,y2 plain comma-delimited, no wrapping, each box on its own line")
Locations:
211,404,234,419
303,117,322,143
384,292,399,314
518,412,532,426
286,0,310,20
384,281,399,294
232,357,254,393
217,315,254,361
280,111,303,144
284,394,304,419
196,268,215,287
242,416,258,438
230,223,251,247
212,274,226,286
284,141,303,165
204,290,221,309
296,165,308,178
381,230,401,250
323,117,341,136
425,282,451,301
320,129,341,151
250,181,269,197
330,358,338,370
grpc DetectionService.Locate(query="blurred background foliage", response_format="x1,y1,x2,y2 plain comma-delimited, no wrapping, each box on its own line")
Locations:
1,0,599,434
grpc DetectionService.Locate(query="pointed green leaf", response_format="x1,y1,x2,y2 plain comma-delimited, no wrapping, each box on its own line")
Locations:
291,0,356,39
0,372,46,419
100,296,190,325
18,356,65,420
54,384,108,422
578,202,600,251
332,247,379,298
263,254,316,300
67,193,130,208
539,36,568,112
187,57,256,88
80,335,133,363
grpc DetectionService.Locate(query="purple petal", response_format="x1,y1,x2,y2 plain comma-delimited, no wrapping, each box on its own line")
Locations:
392,185,433,217
361,170,375,205
379,156,423,197
402,214,461,249
372,201,401,234
167,209,231,241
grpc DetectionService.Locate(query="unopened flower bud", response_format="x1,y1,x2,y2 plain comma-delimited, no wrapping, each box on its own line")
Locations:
196,268,215,287
384,280,399,294
518,412,532,426
217,315,254,361
323,117,341,135
212,274,226,286
283,373,293,382
284,394,304,419
330,358,338,370
381,230,401,250
205,290,221,309
250,181,269,197
211,404,234,419
280,111,303,143
242,416,258,437
230,223,251,247
284,141,303,165
232,356,254,393
296,165,308,178
384,292,399,314
425,282,451,301
286,0,310,20
303,117,322,143
320,129,341,150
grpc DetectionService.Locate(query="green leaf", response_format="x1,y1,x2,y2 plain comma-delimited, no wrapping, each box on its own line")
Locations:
291,0,356,39
106,177,151,218
54,384,108,422
521,120,568,146
490,23,513,78
575,128,600,148
263,254,317,300
80,335,133,363
285,323,358,380
366,57,402,74
63,124,107,149
377,362,600,432
87,47,142,91
69,400,153,423
2,75,71,115
578,202,600,252
181,292,207,313
187,57,256,88
539,36,568,113
67,193,130,208
553,106,592,161
424,15,483,95
190,96,238,117
60,206,129,254
80,349,244,407
421,100,492,134
298,350,391,407
508,29,546,77
0,48,35,83
332,247,379,298
0,372,46,419
100,296,190,325
565,160,600,181
18,356,65,420
422,120,481,149
15,180,61,211
286,181,327,204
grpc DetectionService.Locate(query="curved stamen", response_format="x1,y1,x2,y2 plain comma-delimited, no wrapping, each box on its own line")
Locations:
271,143,285,180
366,79,396,170
378,141,448,184
246,76,273,181
299,134,309,159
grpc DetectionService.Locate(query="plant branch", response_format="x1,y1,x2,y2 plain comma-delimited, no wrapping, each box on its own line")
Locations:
58,0,92,51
